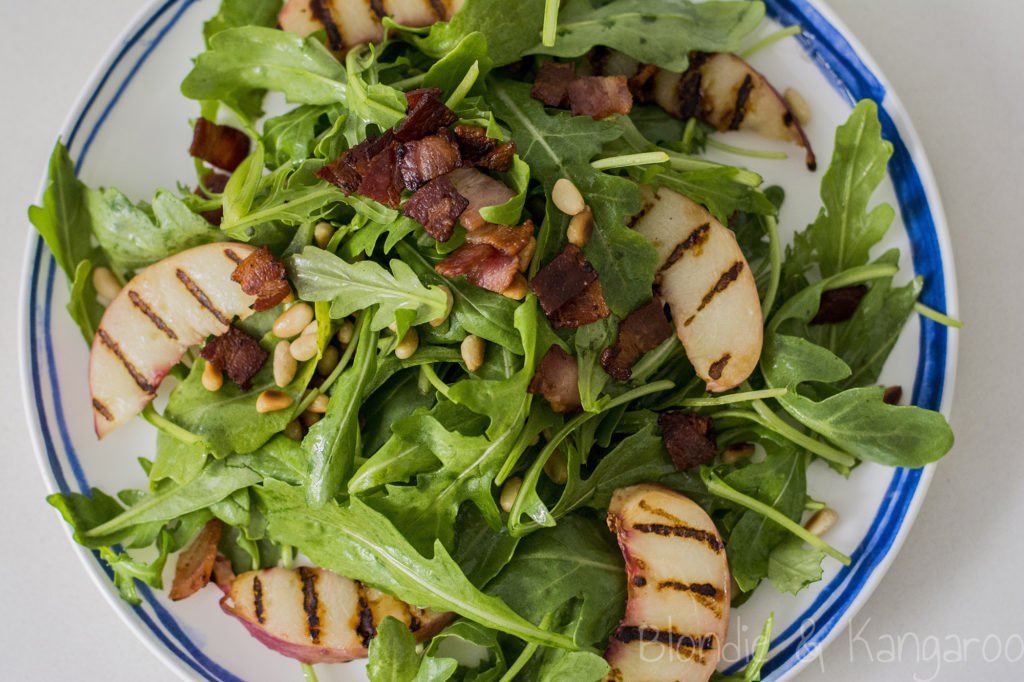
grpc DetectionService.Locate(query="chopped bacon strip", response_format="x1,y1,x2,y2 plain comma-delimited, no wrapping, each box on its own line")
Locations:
476,141,517,172
529,244,598,316
200,326,269,390
357,144,403,208
398,132,462,190
883,386,903,405
190,118,251,172
195,171,230,225
436,243,519,294
403,176,469,242
396,87,457,141
453,126,517,172
316,131,398,195
447,168,517,230
810,285,868,325
549,280,610,328
531,61,577,108
465,220,534,256
600,299,674,380
211,555,236,594
528,346,582,413
170,519,222,601
231,246,291,312
567,76,634,119
658,411,718,471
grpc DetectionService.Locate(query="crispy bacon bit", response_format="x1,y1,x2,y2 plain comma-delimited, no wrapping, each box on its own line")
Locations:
883,385,903,405
200,326,269,390
567,75,634,119
601,299,674,380
477,141,517,172
170,519,222,601
190,118,251,172
529,244,598,316
231,246,291,312
403,176,469,242
465,220,534,255
212,555,236,594
447,168,517,230
435,243,519,294
549,280,610,328
659,412,718,471
316,131,398,195
398,132,462,190
810,285,868,325
451,125,517,173
195,172,231,225
528,346,582,413
396,87,457,141
357,144,403,208
531,61,577,108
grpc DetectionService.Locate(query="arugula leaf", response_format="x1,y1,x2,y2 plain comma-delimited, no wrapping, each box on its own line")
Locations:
452,504,521,587
100,531,174,605
258,480,576,650
636,165,776,224
488,78,656,316
478,153,530,226
262,103,335,167
28,141,92,281
529,0,765,72
574,317,615,412
421,31,494,100
768,536,826,594
368,616,420,682
66,259,104,342
418,619,504,679
203,0,282,45
412,0,547,67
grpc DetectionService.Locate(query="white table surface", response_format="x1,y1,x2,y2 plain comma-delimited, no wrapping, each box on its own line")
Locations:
2,2,1021,680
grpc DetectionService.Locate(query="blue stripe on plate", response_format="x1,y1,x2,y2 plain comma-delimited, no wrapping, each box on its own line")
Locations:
27,0,951,680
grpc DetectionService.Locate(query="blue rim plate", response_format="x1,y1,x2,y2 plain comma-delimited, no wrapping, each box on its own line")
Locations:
19,1,958,680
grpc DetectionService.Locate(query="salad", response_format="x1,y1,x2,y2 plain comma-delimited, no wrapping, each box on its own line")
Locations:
29,0,958,680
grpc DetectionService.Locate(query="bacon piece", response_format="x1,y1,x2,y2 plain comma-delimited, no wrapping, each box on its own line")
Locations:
453,125,517,172
200,326,269,390
357,144,403,208
810,285,868,325
567,75,634,119
190,118,251,172
398,132,462,190
403,176,469,242
396,87,457,142
447,168,517,230
549,280,610,329
212,555,236,594
529,244,598,316
658,411,718,471
170,519,222,601
465,220,534,256
435,243,519,294
195,171,231,225
316,131,399,195
531,61,576,108
601,299,674,380
528,346,581,413
231,246,292,312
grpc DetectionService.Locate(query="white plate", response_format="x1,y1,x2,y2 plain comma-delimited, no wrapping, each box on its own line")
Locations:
20,1,958,680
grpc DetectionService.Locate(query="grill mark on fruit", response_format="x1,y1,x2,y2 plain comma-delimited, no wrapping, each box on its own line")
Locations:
614,626,714,662
696,261,744,313
355,583,376,648
428,0,446,19
223,248,243,265
252,575,266,624
92,398,114,422
298,567,322,643
128,290,178,340
633,575,647,587
310,0,344,51
627,201,654,228
97,328,157,395
678,70,703,119
633,522,724,553
728,74,754,130
638,499,684,525
409,616,421,632
661,222,710,271
369,0,386,18
657,580,723,617
708,354,731,381
175,269,231,326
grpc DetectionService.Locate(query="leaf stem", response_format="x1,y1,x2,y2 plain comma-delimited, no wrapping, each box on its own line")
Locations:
445,60,480,109
300,663,319,682
390,72,427,90
663,150,763,186
499,612,554,682
761,214,782,316
701,468,850,565
592,151,670,170
675,387,788,407
418,363,451,398
542,0,560,47
294,310,366,415
140,404,206,446
913,301,963,328
711,406,856,468
706,137,788,160
740,25,803,60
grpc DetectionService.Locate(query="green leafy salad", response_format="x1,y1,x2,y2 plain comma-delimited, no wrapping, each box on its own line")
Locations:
30,0,957,680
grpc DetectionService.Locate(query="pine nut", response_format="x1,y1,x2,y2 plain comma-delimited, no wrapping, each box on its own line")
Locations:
552,178,585,216
317,345,340,376
308,393,330,413
92,266,122,301
290,333,318,361
430,285,454,327
284,420,304,441
301,320,318,337
257,390,293,413
395,328,419,359
722,442,755,465
544,450,568,485
517,237,537,273
336,320,354,346
273,302,314,338
567,206,594,247
502,273,529,300
804,507,839,537
500,477,522,513
314,221,335,249
461,334,486,372
273,340,297,387
783,87,812,126
201,362,223,392
301,410,322,427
